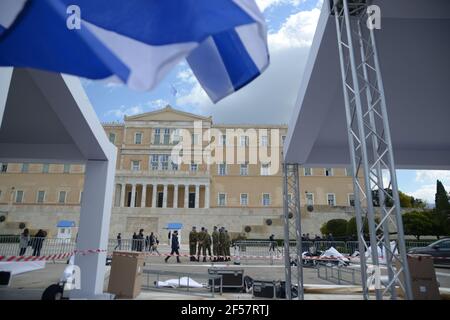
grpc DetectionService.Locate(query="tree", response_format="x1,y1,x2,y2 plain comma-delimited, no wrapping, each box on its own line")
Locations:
434,180,450,237
346,216,381,240
402,211,433,240
372,189,426,209
322,219,348,238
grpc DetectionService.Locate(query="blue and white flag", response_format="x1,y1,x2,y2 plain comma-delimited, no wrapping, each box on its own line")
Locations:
0,0,269,102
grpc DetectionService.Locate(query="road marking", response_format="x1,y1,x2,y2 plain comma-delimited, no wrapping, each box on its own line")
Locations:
436,272,450,278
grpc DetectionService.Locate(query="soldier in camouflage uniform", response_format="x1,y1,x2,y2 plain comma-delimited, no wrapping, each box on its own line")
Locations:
204,228,212,262
197,227,207,262
211,226,219,261
189,226,198,261
218,227,226,261
224,229,231,261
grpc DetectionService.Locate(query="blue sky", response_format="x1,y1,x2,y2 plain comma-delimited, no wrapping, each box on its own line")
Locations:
81,0,449,205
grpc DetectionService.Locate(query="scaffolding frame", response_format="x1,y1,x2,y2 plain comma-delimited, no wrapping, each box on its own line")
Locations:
331,0,413,299
282,0,414,300
282,163,304,300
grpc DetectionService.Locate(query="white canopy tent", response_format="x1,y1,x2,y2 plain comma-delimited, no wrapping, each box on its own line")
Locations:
0,68,116,299
284,0,450,168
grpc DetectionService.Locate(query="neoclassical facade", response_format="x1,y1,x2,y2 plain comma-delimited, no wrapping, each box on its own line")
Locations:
0,106,359,241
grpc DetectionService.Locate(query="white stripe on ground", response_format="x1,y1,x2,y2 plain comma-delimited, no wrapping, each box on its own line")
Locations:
436,272,450,277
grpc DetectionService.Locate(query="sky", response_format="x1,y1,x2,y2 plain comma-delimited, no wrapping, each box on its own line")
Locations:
80,0,449,206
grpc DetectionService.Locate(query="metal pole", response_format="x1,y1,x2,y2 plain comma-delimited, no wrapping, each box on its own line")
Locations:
293,165,304,299
368,26,413,300
333,2,369,299
282,163,292,300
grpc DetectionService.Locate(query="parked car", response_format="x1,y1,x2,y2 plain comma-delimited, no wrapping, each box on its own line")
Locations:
408,238,450,267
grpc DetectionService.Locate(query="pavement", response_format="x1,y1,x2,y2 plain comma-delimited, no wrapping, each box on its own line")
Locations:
0,250,449,300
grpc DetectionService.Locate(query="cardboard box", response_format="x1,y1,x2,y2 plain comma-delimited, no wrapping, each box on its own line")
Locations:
397,254,440,300
107,251,144,299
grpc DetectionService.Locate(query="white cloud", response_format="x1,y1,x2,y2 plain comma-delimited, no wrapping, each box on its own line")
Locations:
269,8,321,50
415,170,450,184
256,0,305,12
175,5,321,124
409,184,436,206
105,99,169,120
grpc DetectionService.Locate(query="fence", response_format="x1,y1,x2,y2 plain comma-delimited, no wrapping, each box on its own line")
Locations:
0,235,438,261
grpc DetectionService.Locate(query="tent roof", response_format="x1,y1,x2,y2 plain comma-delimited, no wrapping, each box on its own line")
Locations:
0,68,115,163
283,0,450,169
57,220,76,228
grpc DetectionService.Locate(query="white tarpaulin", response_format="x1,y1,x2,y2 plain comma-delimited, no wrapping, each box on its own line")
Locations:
0,261,46,275
365,241,398,264
157,277,203,288
320,247,349,263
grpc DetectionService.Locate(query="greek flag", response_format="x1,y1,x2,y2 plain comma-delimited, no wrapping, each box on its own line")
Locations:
0,0,269,102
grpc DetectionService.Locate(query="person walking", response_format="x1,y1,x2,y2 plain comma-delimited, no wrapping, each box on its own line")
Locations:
189,226,198,261
151,233,160,255
114,233,122,250
197,227,206,262
212,226,219,261
132,232,137,251
137,229,144,252
19,228,30,256
269,234,276,253
164,230,180,263
204,229,212,262
32,229,46,256
168,231,171,245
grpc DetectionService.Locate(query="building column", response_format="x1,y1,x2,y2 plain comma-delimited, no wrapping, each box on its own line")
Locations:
152,184,157,208
163,184,168,208
120,183,127,207
205,184,210,209
130,184,136,208
174,184,178,208
141,184,147,208
184,184,189,208
120,183,125,207
195,184,200,208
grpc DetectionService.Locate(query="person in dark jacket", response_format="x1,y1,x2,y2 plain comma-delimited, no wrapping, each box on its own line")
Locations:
32,229,46,256
114,233,122,250
165,230,180,263
136,229,144,252
132,232,137,251
19,228,30,256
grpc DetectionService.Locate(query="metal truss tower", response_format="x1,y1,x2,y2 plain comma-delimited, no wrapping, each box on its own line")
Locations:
282,163,304,300
331,0,413,299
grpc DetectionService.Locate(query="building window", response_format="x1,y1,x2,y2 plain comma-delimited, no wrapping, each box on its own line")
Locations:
220,135,226,146
240,135,249,147
261,163,270,176
218,193,227,206
192,133,200,145
0,190,2,200
154,128,161,144
80,191,83,203
190,162,198,172
134,132,142,145
218,163,227,176
15,190,24,203
63,164,71,173
163,128,170,144
132,160,140,171
304,167,312,176
262,193,271,206
287,193,293,203
161,155,169,171
327,193,336,206
42,164,49,173
1,163,7,173
240,193,248,206
240,163,249,176
109,132,116,144
306,193,314,206
348,194,355,207
58,191,67,204
325,168,333,176
172,129,180,143
281,135,286,145
21,163,29,173
345,167,352,176
37,190,45,203
261,135,268,147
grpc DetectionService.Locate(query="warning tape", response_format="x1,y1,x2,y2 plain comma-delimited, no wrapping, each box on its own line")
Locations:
0,249,107,262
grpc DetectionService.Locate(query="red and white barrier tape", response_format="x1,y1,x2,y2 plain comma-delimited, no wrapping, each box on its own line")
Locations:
0,249,106,262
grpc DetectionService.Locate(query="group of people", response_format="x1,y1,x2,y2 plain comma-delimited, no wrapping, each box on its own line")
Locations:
115,230,160,253
19,228,47,256
301,233,334,242
189,226,231,262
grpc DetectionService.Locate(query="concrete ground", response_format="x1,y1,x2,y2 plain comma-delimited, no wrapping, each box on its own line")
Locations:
1,246,449,300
